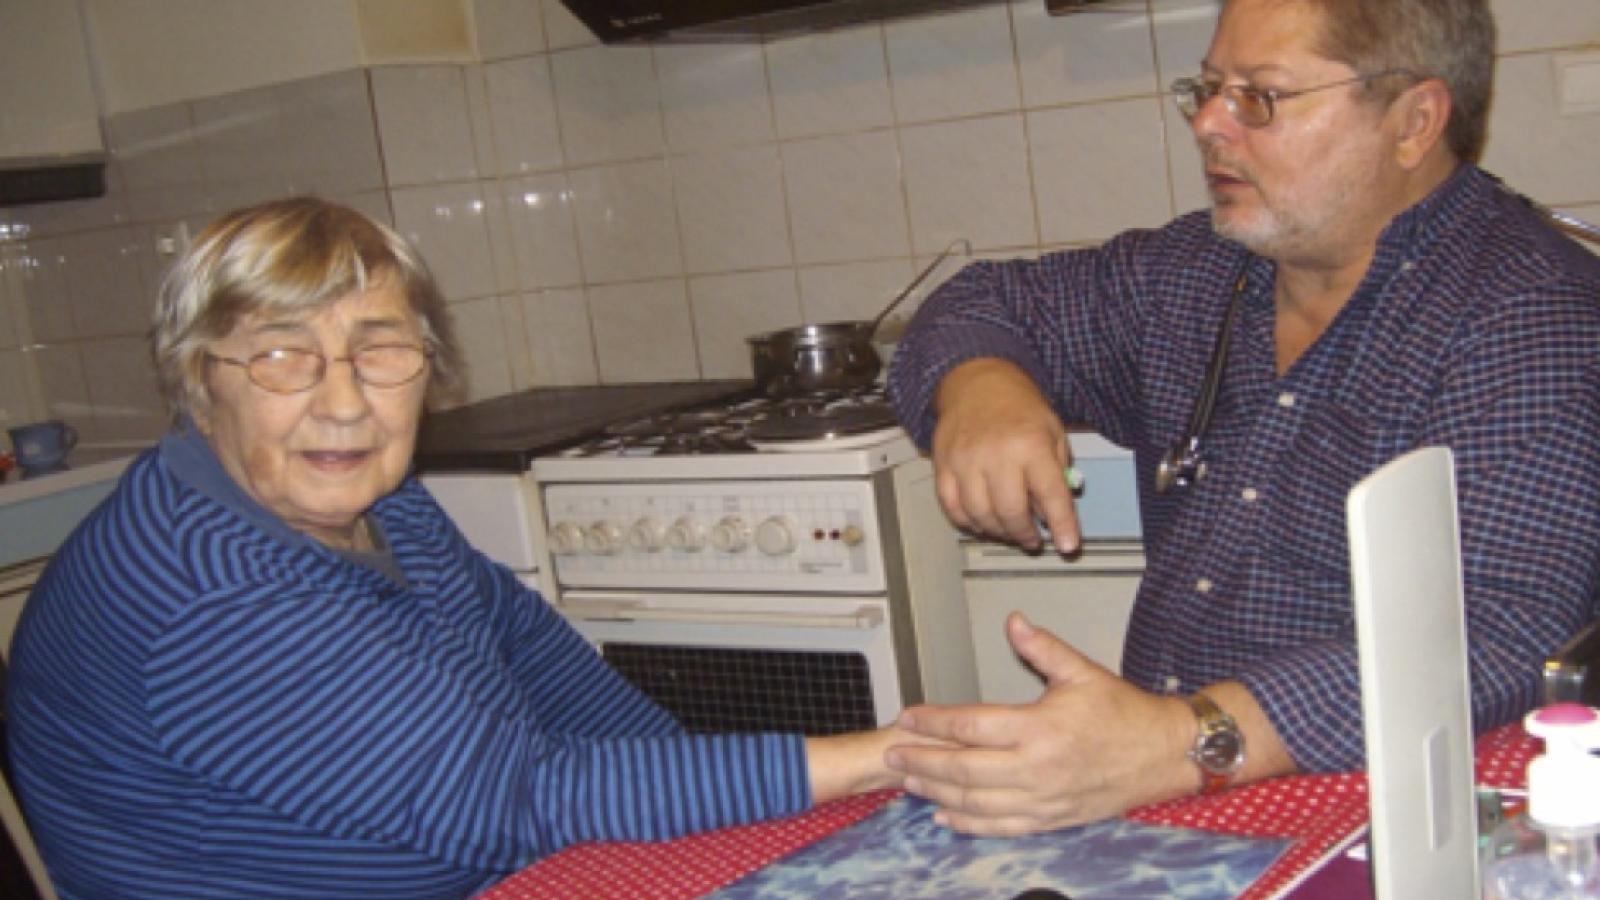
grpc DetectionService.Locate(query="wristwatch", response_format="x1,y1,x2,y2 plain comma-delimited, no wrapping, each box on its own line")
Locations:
1186,691,1246,795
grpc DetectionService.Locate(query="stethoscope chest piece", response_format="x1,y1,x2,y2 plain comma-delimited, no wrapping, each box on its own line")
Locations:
1155,270,1247,495
1155,436,1207,494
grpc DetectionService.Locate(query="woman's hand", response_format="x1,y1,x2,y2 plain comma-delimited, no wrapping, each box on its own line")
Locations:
805,725,946,802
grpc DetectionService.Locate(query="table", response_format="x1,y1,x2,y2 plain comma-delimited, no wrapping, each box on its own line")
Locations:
479,724,1537,900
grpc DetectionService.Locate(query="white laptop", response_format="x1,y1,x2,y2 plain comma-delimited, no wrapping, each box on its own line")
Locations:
1346,446,1480,898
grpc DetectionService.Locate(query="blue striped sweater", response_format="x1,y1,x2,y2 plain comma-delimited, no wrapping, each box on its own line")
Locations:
5,431,810,898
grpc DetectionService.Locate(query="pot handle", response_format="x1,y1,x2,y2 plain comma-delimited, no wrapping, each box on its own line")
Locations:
869,238,972,336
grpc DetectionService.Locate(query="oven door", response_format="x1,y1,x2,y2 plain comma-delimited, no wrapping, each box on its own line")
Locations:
561,591,903,735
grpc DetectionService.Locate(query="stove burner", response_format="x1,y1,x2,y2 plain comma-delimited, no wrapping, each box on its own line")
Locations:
745,403,899,443
562,386,902,456
606,409,729,438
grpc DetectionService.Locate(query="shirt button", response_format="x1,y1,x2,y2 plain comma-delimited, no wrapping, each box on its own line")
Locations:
1242,487,1259,502
1196,577,1213,593
1163,676,1181,694
1277,392,1296,408
1401,261,1416,272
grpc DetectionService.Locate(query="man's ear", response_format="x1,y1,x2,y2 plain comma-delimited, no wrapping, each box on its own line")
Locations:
1391,77,1453,169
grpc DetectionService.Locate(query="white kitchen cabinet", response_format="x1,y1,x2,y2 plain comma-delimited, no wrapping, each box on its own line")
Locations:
0,1,103,161
962,538,1143,704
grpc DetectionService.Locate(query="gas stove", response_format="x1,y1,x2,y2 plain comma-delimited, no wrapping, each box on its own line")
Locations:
534,385,919,482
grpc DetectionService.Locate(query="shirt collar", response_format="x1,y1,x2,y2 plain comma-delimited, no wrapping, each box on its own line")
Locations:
159,421,324,550
1373,162,1486,258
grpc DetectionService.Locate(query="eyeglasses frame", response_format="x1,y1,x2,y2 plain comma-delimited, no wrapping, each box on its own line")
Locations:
205,342,436,394
1170,68,1415,128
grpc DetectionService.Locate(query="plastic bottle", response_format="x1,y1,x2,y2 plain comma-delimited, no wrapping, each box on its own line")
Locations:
1481,703,1600,899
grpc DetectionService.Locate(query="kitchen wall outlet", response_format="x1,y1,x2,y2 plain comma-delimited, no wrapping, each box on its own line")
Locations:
1555,52,1600,117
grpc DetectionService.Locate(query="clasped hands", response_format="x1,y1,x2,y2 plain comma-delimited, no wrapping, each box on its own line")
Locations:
884,613,1195,836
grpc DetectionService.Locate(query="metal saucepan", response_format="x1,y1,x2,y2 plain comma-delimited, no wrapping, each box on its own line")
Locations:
748,238,972,397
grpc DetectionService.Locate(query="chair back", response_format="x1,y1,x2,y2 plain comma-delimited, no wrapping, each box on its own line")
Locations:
0,556,59,900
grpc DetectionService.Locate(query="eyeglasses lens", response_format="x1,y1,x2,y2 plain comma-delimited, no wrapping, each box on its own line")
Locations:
1171,79,1274,127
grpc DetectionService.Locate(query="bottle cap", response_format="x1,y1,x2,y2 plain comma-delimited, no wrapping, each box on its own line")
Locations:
1525,703,1600,828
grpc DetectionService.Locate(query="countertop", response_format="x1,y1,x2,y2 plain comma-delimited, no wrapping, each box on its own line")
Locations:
0,444,141,567
0,446,137,507
414,380,757,473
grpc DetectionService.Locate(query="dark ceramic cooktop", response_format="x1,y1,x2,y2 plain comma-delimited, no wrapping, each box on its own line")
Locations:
412,380,757,474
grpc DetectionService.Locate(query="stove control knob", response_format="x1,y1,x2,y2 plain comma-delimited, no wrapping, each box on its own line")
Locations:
627,517,667,552
665,517,705,552
584,520,626,556
754,516,799,556
550,521,586,556
710,516,751,553
839,524,866,547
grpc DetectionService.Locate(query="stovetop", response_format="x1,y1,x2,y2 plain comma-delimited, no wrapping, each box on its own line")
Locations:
561,386,900,458
414,380,758,473
414,380,911,474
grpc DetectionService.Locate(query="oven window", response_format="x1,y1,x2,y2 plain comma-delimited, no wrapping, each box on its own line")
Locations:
601,644,877,736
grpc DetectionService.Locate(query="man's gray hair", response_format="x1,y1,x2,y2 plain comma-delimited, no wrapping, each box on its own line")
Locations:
1298,0,1496,161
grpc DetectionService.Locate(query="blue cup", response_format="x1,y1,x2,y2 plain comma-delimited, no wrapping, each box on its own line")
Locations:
8,420,78,478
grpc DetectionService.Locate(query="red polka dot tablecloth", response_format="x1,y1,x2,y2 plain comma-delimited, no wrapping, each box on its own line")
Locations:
478,724,1538,900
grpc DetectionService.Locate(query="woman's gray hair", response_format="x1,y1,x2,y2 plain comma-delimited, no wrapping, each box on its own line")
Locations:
151,197,461,420
1301,0,1496,162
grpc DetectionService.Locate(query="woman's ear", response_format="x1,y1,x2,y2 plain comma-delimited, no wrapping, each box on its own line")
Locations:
1392,77,1453,169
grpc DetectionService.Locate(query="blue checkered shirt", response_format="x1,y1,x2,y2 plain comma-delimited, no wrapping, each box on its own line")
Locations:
888,165,1600,772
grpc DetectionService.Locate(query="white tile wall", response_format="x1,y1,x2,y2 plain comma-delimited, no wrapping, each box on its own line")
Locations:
672,144,793,274
688,269,804,378
657,44,776,152
482,55,565,175
587,279,699,382
885,5,1021,123
371,66,482,186
767,26,895,140
550,45,665,165
782,130,912,265
519,287,598,384
474,0,545,62
3,0,1598,436
899,113,1036,253
569,159,684,282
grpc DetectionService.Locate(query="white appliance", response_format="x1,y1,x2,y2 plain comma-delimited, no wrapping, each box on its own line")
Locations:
529,390,977,735
421,385,978,736
419,471,549,594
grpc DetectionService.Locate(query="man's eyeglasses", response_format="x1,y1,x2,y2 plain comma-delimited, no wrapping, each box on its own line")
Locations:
1169,69,1413,128
206,343,434,394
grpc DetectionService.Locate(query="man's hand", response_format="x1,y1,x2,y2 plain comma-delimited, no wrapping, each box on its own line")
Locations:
931,359,1081,552
885,614,1198,835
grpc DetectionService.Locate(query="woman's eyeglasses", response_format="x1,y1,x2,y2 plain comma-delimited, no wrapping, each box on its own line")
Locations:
1170,69,1413,128
206,344,434,394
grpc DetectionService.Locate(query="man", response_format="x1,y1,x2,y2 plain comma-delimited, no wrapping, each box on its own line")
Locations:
885,0,1600,835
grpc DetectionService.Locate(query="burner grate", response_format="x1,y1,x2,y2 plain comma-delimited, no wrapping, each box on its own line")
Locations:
601,643,878,736
562,385,901,457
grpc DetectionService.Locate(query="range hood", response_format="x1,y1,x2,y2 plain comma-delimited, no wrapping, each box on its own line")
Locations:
558,0,1124,43
0,154,107,208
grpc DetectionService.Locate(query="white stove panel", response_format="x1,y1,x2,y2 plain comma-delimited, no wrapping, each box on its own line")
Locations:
542,480,889,594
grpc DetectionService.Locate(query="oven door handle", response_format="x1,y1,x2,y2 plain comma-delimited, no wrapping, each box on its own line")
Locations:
563,599,885,630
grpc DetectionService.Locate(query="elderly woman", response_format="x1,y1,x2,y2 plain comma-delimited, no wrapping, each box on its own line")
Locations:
5,198,916,898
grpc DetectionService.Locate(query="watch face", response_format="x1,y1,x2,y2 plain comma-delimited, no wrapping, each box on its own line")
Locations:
1198,730,1243,770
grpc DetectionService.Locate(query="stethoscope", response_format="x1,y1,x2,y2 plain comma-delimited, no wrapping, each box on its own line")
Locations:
1154,272,1249,494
